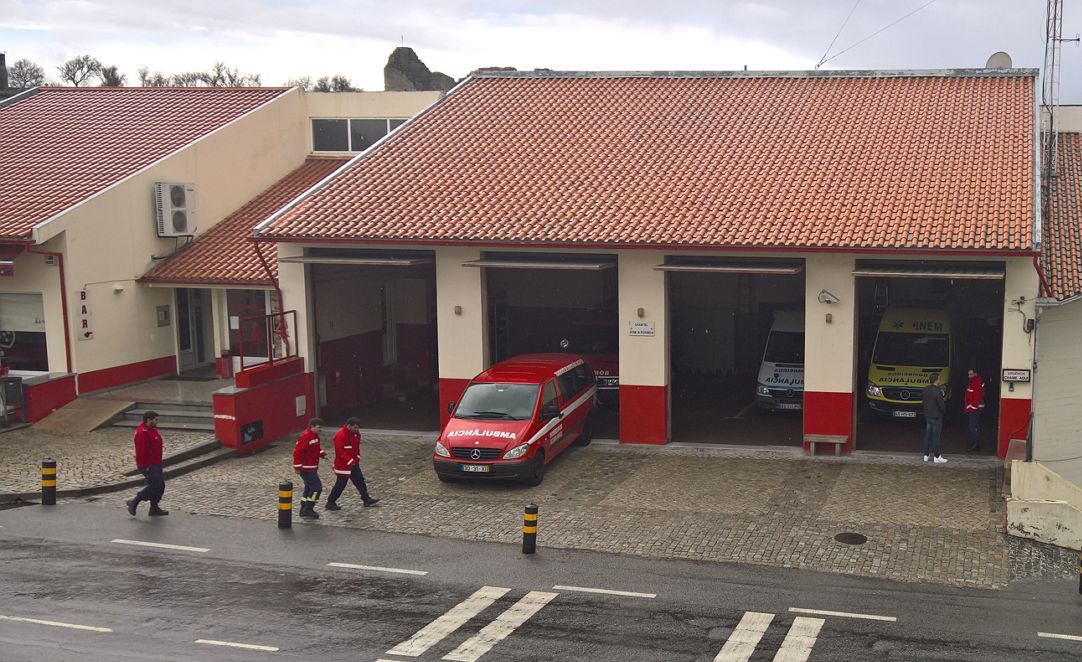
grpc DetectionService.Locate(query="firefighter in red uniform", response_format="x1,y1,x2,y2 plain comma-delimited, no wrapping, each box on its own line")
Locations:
325,417,380,510
292,418,329,519
126,411,168,516
965,368,986,452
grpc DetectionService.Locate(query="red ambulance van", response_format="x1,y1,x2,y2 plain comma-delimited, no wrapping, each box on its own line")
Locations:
433,354,597,486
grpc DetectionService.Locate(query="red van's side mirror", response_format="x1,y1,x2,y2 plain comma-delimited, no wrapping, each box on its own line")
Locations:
447,401,455,414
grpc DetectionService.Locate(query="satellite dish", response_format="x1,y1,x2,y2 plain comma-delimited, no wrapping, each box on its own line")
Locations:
985,51,1013,69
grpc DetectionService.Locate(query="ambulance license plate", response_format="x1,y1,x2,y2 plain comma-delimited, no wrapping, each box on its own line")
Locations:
461,464,490,473
893,411,917,418
778,403,801,410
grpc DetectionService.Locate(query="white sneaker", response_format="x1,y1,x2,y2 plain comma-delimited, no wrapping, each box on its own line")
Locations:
934,456,948,464
923,455,929,462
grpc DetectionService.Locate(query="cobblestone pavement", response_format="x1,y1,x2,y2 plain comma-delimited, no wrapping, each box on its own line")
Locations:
82,432,1074,591
0,426,214,494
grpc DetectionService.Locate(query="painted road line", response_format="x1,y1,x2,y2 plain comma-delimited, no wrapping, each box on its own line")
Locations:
788,607,896,622
1039,632,1082,642
110,538,209,553
773,617,824,662
714,611,774,662
387,586,510,657
443,591,558,662
195,639,279,652
0,614,112,633
552,585,656,599
327,562,428,576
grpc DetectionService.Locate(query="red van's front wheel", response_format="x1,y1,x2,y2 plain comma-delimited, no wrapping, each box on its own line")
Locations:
524,451,546,486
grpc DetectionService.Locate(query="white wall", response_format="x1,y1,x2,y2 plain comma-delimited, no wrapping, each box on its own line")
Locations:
1033,300,1082,483
0,237,68,372
618,250,668,386
804,254,857,394
1001,257,1038,405
435,247,488,380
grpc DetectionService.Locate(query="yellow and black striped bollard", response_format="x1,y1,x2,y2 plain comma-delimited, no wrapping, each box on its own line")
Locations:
278,481,293,529
41,458,57,506
522,503,538,554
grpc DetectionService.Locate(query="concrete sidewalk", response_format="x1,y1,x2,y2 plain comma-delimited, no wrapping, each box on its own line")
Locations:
79,431,1074,591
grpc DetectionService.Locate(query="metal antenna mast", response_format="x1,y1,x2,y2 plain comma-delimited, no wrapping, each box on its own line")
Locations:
1042,0,1065,180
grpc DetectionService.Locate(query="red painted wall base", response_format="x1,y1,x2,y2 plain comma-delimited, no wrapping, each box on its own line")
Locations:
803,391,855,453
619,385,668,444
997,397,1031,460
439,377,470,431
78,355,177,394
22,374,77,422
214,364,313,452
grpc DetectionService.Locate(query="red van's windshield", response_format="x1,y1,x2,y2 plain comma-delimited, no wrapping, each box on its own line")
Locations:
455,383,539,420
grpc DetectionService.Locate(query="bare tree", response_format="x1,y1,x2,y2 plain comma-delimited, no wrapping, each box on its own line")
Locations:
138,67,170,87
170,71,205,87
57,54,102,86
285,76,312,91
98,65,127,87
201,62,261,87
9,58,46,89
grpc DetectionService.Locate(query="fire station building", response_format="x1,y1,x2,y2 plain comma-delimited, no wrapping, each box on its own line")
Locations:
252,68,1042,458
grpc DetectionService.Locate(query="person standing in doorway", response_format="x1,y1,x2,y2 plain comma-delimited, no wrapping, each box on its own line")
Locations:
964,368,986,452
126,411,168,516
325,417,380,511
922,373,948,464
293,418,328,519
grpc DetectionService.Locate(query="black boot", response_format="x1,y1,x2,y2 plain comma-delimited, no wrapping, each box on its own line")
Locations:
299,501,318,519
148,504,169,516
325,500,341,511
126,498,139,516
362,496,380,507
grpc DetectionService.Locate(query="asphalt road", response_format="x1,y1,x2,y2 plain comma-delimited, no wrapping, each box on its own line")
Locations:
0,502,1080,661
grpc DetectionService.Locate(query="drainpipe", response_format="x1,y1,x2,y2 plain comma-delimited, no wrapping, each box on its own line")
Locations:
253,241,291,357
1032,255,1052,298
26,246,72,374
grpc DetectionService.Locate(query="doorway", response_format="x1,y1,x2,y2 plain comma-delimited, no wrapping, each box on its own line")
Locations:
176,288,212,373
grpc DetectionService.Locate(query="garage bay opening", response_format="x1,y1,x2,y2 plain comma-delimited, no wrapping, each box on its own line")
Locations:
302,249,439,431
854,261,1005,455
663,258,805,445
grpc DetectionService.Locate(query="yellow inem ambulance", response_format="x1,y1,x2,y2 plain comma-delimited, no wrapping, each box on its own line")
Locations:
865,308,953,419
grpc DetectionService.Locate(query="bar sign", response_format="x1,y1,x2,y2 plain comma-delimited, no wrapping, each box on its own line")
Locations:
77,290,93,341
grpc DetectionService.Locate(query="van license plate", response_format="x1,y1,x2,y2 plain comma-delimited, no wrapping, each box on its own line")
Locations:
893,411,917,418
778,403,801,410
461,465,490,473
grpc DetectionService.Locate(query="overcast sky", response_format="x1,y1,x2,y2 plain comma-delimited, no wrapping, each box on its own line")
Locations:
3,1,1081,101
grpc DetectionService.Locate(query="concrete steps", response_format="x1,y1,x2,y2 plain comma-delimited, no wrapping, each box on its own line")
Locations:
113,402,214,432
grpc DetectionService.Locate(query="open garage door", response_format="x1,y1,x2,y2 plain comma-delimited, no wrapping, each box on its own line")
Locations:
853,260,1005,455
292,249,439,431
661,257,805,445
474,252,619,439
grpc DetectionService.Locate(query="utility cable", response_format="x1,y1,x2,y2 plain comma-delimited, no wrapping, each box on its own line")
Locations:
818,0,940,68
816,0,863,70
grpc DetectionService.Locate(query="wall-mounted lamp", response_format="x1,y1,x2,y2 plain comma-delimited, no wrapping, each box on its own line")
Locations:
112,283,125,294
817,289,840,304
636,307,645,318
453,305,462,316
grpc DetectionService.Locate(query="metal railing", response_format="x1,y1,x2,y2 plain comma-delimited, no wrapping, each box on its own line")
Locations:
236,310,296,372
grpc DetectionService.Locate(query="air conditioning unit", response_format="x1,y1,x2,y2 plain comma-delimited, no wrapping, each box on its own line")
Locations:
153,182,197,237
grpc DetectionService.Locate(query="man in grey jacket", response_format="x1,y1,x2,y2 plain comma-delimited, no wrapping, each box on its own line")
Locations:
922,373,948,464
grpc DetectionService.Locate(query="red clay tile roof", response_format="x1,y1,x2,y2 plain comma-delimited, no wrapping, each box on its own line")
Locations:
0,87,289,241
1043,132,1082,299
257,71,1037,252
142,157,349,286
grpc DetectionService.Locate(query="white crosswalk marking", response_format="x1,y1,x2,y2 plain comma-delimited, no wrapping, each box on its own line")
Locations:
387,586,510,657
443,591,558,662
714,611,775,662
773,616,825,662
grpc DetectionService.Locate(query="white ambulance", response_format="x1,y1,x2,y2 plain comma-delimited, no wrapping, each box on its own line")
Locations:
755,310,805,411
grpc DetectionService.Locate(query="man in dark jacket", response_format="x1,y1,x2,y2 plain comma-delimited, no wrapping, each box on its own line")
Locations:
922,373,947,464
126,411,168,516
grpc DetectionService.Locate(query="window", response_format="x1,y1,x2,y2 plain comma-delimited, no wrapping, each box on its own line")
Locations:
311,118,409,152
572,363,595,393
312,119,349,151
455,383,539,421
0,293,47,372
557,371,578,402
541,380,558,414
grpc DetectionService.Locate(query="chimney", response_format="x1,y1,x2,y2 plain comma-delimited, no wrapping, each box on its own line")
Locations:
0,53,8,90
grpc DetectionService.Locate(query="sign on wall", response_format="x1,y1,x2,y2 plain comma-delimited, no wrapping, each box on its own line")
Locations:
628,320,655,337
1002,369,1031,383
77,289,93,341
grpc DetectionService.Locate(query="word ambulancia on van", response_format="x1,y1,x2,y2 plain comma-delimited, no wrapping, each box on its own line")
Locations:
865,308,953,419
755,310,805,411
433,354,597,486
